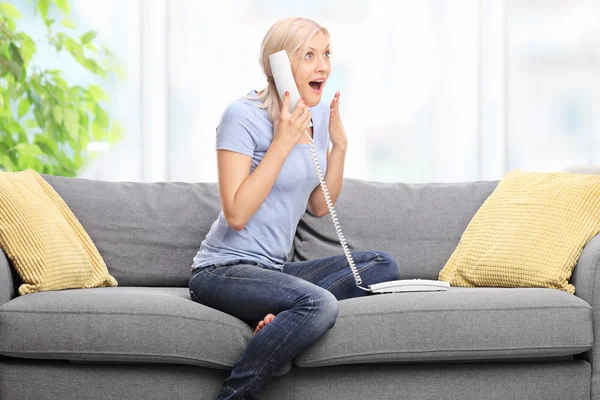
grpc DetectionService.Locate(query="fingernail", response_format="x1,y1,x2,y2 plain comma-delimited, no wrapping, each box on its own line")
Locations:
285,91,289,96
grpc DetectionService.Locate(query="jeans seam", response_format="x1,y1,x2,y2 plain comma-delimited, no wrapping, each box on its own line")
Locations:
205,268,268,281
189,290,201,303
202,269,315,301
297,254,347,280
327,259,379,291
298,252,380,281
370,251,383,262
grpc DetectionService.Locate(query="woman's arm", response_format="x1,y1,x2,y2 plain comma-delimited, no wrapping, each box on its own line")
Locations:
218,141,291,231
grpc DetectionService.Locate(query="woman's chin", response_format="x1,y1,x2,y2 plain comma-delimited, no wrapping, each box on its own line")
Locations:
303,93,321,107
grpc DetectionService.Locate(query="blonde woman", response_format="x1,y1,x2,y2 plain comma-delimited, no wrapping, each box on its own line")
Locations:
189,17,400,399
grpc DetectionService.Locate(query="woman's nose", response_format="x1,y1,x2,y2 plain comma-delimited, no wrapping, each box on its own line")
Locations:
316,59,330,74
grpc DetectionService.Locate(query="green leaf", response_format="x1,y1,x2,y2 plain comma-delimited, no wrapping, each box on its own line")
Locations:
44,18,55,28
78,125,89,152
3,91,9,111
37,0,50,20
0,2,22,19
63,108,79,138
5,17,15,31
7,60,22,80
91,122,103,141
64,38,84,62
0,154,17,171
94,104,109,128
52,105,63,124
24,119,37,129
54,0,70,14
7,121,26,143
14,143,42,158
101,45,114,57
19,35,36,63
33,106,45,128
0,127,15,147
84,42,97,53
83,58,104,76
34,137,58,157
18,98,30,118
61,17,76,29
56,150,75,170
9,43,24,65
27,89,42,107
80,31,96,45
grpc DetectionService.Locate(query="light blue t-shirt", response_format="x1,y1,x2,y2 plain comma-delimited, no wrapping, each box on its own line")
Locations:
191,90,332,272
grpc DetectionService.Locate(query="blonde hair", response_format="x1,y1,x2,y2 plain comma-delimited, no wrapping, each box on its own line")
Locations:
243,17,331,123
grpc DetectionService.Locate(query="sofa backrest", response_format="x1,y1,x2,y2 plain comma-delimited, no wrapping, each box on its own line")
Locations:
42,174,222,287
41,174,499,287
293,178,500,279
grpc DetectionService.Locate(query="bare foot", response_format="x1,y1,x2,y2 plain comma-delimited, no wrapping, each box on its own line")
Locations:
254,313,276,335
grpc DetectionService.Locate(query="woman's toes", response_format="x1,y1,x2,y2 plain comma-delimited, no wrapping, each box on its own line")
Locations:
254,313,276,335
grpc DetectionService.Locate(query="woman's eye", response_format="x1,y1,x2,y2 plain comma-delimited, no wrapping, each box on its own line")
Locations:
305,52,332,60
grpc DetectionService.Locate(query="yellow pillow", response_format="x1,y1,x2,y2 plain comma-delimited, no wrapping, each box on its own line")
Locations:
438,169,600,294
0,169,118,295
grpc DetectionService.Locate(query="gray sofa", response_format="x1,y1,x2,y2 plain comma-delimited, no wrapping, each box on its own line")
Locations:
0,174,597,400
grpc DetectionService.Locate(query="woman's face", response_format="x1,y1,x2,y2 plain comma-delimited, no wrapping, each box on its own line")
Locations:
291,31,331,107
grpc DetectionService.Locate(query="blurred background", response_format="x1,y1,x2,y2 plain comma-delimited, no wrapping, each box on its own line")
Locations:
1,0,599,183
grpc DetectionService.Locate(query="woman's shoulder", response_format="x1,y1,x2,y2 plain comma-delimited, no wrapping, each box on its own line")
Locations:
221,92,262,121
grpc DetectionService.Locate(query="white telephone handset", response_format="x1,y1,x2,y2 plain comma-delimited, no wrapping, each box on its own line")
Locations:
268,50,449,294
268,50,312,128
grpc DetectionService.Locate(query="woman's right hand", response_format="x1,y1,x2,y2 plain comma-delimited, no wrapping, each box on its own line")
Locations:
273,91,312,151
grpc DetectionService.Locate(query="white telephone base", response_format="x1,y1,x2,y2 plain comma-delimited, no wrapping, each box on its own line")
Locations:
368,279,450,293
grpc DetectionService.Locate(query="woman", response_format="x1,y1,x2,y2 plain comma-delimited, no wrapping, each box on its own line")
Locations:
188,17,401,399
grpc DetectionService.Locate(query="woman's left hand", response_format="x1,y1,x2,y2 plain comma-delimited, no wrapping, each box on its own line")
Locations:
328,90,347,149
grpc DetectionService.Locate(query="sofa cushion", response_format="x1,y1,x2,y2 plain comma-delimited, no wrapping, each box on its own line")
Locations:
0,287,292,376
293,287,592,367
0,286,591,370
40,174,237,287
293,178,500,279
0,170,117,295
439,170,600,294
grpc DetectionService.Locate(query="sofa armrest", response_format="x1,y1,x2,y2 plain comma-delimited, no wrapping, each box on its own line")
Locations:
0,248,18,306
571,233,600,304
570,233,600,398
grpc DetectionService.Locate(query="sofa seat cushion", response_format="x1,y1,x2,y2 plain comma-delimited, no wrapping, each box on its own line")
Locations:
0,286,592,371
0,287,291,375
294,287,593,367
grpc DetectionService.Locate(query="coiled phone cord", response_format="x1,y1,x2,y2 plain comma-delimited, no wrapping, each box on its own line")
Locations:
304,129,371,292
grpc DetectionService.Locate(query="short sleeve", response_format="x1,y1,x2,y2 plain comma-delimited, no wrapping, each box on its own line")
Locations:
215,101,256,157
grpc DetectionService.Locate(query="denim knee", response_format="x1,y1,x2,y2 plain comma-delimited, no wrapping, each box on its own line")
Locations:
375,251,401,280
310,289,339,329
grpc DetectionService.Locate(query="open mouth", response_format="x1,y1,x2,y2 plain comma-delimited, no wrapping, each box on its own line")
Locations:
308,80,324,93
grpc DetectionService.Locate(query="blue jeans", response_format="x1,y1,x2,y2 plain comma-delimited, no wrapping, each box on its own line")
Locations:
188,251,401,400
